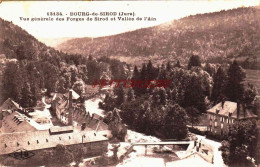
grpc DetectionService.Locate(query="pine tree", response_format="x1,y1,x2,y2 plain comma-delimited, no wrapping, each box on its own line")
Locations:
132,65,140,80
159,88,167,105
140,63,147,81
174,60,181,68
225,61,246,102
211,67,227,104
188,55,201,70
115,84,125,106
166,61,172,71
20,82,35,108
183,74,206,112
127,88,135,101
146,60,153,80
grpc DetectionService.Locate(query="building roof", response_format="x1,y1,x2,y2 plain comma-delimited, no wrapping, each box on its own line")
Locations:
65,89,80,100
0,111,37,133
0,127,108,155
207,101,258,119
49,126,73,133
0,98,22,111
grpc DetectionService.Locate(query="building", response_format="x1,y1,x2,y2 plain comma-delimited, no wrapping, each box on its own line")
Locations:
0,90,111,166
0,98,22,117
206,101,258,135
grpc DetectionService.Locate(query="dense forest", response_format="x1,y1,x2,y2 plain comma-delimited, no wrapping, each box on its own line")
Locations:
99,56,258,166
58,7,260,69
0,18,129,107
100,56,257,138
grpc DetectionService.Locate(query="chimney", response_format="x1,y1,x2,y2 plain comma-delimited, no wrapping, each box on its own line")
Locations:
69,90,73,108
243,103,246,119
221,100,224,108
237,102,240,119
0,112,3,128
68,90,73,126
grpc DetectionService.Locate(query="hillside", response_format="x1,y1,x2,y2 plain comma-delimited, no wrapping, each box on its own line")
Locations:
58,7,260,68
0,19,70,63
0,18,129,106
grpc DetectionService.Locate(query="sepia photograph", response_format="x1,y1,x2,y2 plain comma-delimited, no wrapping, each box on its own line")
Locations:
0,0,259,166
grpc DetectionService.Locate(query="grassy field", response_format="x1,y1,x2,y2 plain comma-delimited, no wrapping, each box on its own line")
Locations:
244,69,260,94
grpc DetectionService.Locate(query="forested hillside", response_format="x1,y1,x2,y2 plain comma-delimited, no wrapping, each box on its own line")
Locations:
58,7,260,69
0,18,129,106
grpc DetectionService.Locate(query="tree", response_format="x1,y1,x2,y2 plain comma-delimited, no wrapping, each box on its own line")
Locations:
2,62,22,103
106,108,127,141
204,63,216,76
72,79,85,96
77,64,88,83
163,104,188,140
225,61,246,102
20,82,36,108
56,76,67,93
211,67,227,104
43,144,74,167
146,60,156,80
166,61,172,71
132,65,140,80
242,83,257,106
99,94,115,112
185,107,200,127
219,120,257,167
174,60,181,68
114,84,125,106
127,88,135,101
188,55,201,70
159,88,167,105
16,45,26,60
183,73,206,112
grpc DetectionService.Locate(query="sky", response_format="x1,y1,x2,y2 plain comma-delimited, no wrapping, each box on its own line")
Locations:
0,0,259,39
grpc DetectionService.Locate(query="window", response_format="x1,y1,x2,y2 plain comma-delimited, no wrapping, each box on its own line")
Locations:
37,140,39,144
28,141,30,145
46,139,48,142
59,137,61,140
69,136,71,139
5,144,7,148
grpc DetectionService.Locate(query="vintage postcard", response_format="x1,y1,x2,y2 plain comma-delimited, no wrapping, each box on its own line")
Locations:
0,0,259,167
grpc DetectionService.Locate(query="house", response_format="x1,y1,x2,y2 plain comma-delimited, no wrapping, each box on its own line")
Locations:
206,101,258,135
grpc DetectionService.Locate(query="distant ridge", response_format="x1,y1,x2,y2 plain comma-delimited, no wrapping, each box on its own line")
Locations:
57,7,260,68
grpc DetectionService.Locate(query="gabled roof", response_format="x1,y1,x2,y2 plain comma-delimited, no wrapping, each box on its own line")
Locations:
0,98,22,111
0,128,108,155
1,111,37,133
207,101,258,119
65,89,80,100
